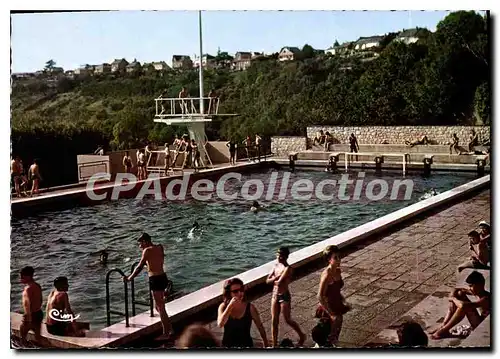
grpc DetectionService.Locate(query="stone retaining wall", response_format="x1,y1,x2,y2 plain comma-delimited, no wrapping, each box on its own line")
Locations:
271,136,307,158
307,126,490,146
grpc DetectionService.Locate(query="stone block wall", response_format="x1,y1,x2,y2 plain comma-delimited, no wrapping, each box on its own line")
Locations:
307,126,490,146
271,136,307,158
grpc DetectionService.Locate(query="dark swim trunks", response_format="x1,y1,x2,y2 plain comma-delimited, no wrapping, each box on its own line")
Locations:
277,291,291,303
149,273,169,292
46,321,69,336
22,309,43,327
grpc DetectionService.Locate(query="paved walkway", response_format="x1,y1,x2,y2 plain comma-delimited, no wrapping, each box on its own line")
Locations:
207,189,490,347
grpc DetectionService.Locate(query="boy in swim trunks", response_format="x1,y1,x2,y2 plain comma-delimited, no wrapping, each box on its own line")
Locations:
46,277,84,337
429,271,490,339
124,233,173,341
266,247,306,347
20,266,44,344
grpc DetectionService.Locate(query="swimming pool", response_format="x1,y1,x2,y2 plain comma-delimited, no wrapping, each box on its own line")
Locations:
10,168,478,328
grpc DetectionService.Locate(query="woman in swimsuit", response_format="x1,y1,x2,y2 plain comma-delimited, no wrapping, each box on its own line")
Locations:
316,245,350,346
217,278,269,348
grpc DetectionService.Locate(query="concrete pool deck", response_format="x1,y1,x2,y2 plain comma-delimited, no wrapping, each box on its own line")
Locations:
208,188,491,347
11,175,490,348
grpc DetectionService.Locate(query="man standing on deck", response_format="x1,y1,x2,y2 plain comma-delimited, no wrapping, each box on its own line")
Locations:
255,134,262,162
20,266,44,344
124,233,173,342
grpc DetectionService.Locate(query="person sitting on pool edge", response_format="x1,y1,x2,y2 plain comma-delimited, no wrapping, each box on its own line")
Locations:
478,221,491,251
124,233,173,341
46,277,85,337
429,271,490,340
457,230,489,273
266,247,306,347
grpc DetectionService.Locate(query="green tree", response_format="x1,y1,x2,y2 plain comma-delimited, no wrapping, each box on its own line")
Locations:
474,82,490,125
302,44,315,59
44,59,56,72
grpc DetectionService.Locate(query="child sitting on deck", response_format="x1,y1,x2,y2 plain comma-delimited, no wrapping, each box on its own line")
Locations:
429,271,490,340
457,230,489,273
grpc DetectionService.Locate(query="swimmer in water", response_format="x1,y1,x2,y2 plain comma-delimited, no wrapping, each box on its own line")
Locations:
250,201,261,212
188,221,202,240
100,250,109,265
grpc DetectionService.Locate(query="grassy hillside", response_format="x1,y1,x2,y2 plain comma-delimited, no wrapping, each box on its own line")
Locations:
10,11,489,187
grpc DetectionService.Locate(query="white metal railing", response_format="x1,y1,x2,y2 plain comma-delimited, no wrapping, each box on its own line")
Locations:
155,97,220,117
344,152,408,175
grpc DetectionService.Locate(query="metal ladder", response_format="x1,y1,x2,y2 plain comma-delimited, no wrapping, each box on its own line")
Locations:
105,263,154,327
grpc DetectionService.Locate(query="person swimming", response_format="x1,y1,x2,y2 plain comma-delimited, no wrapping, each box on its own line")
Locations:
250,201,262,212
188,221,202,240
419,188,439,201
100,250,109,265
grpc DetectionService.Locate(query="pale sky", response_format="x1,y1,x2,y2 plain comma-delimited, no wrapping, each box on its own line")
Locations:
10,10,459,73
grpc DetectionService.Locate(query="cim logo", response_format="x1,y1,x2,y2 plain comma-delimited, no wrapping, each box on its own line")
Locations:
48,309,81,322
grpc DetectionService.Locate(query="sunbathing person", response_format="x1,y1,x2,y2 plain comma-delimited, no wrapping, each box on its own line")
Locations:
324,132,334,151
468,130,479,152
449,134,460,154
457,230,489,272
405,135,430,147
429,271,490,339
313,130,326,146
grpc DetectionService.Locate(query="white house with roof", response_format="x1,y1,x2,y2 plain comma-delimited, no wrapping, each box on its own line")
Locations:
152,61,170,71
354,36,384,50
232,51,252,71
278,46,301,61
172,55,193,70
194,54,216,69
395,28,422,44
326,42,353,56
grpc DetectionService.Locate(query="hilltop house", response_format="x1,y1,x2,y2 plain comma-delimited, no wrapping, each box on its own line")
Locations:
12,72,35,79
65,70,75,79
278,47,301,61
194,54,216,69
395,28,422,44
75,64,94,76
232,51,252,71
126,59,142,73
152,61,170,71
111,58,129,73
94,63,111,74
354,36,384,50
50,67,64,74
172,55,193,70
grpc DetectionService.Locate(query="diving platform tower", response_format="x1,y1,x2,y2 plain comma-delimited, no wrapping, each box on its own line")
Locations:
153,11,236,169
